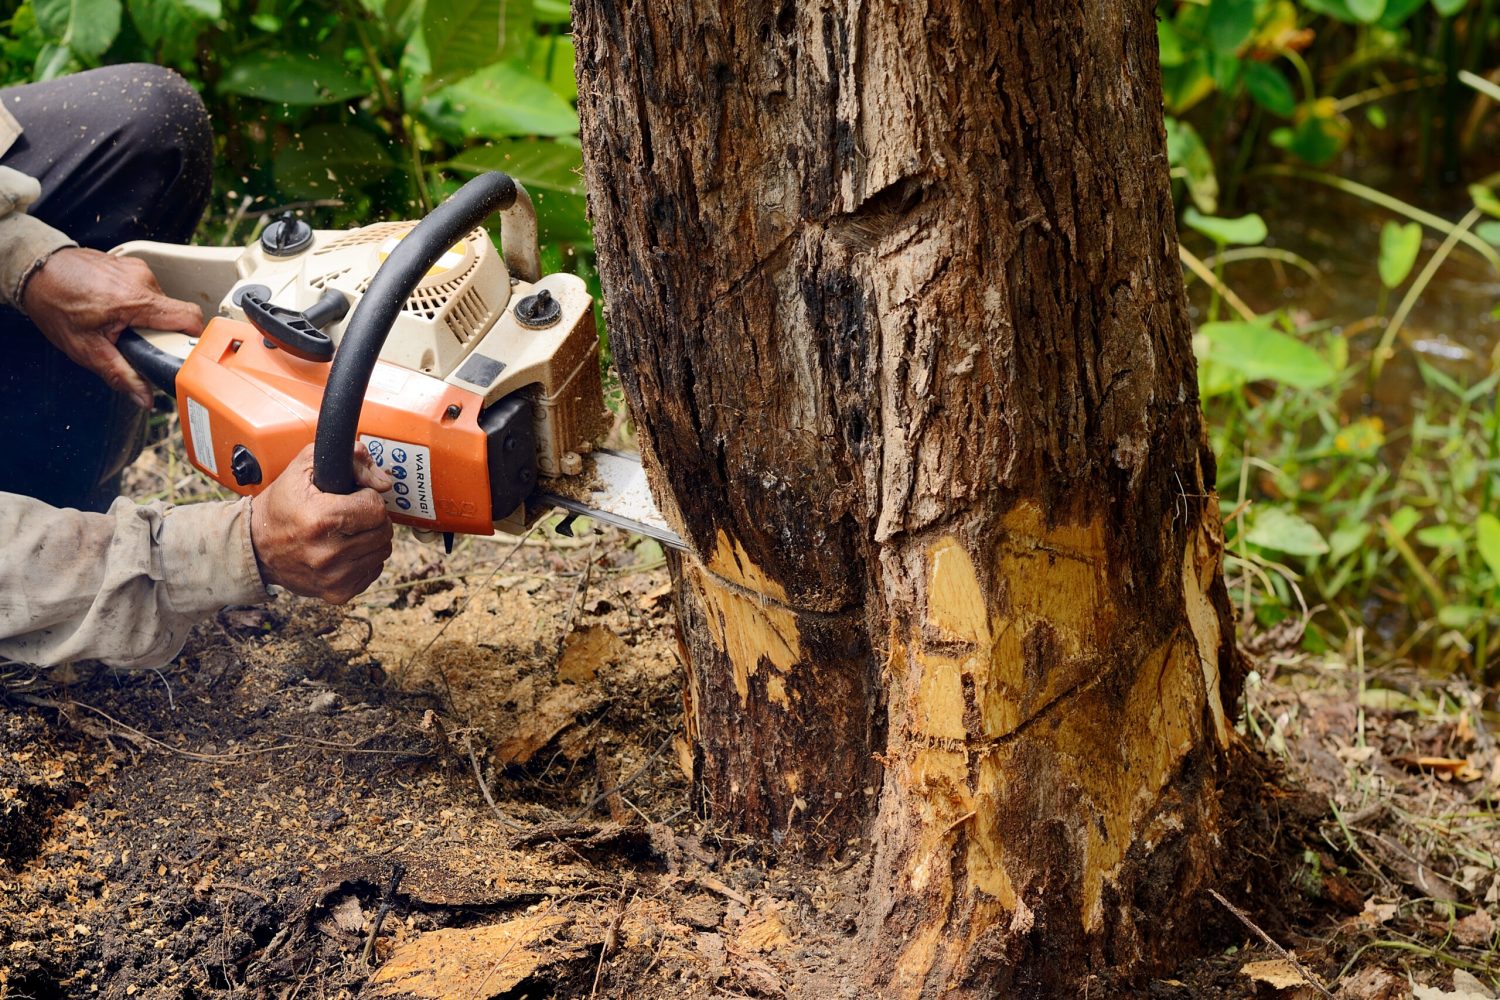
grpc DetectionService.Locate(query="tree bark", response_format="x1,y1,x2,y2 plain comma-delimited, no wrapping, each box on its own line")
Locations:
573,1,1242,993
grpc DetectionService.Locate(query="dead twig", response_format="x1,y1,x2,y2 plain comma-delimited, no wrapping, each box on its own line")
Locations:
464,730,520,830
362,862,406,967
1208,889,1335,999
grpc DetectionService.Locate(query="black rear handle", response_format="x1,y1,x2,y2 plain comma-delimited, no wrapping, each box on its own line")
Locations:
117,328,184,397
311,172,518,495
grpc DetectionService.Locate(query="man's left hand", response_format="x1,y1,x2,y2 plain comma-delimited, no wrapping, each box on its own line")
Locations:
21,247,204,410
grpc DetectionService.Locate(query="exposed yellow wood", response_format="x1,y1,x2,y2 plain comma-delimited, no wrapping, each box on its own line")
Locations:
690,535,802,707
706,530,789,603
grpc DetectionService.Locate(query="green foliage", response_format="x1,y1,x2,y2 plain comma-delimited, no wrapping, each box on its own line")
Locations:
1377,221,1422,288
5,0,593,255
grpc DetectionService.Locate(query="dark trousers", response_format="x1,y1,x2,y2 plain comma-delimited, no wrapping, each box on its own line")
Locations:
0,64,212,512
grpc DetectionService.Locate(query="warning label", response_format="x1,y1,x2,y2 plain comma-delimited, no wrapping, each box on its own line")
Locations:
185,397,218,477
359,434,436,521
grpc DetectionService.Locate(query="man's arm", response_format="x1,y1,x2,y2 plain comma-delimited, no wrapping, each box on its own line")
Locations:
0,444,395,670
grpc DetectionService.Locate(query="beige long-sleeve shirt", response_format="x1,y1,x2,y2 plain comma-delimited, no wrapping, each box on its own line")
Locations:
0,102,269,670
0,494,268,668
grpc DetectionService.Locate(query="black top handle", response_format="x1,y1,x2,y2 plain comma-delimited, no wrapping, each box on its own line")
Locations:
311,172,518,495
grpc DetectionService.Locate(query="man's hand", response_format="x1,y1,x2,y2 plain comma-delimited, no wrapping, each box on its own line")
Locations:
250,444,395,604
20,247,204,411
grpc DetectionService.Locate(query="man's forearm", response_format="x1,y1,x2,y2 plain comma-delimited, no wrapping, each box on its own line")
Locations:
0,493,268,669
0,164,75,306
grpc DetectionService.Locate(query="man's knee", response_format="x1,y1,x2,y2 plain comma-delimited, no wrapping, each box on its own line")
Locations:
103,64,212,187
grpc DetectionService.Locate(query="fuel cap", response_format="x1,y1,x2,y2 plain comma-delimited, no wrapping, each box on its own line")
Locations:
261,215,313,257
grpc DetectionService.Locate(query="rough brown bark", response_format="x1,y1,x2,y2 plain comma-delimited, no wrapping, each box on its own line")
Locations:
573,1,1242,993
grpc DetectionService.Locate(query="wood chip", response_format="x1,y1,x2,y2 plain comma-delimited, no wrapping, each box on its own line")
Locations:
557,625,629,684
1242,957,1312,990
367,912,572,999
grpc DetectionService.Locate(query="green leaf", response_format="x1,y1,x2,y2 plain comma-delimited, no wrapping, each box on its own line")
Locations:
1416,524,1463,549
1246,506,1330,557
129,0,219,50
1207,0,1258,53
1388,506,1421,538
1195,321,1337,388
1433,0,1468,15
273,124,395,199
1329,521,1371,562
1269,113,1348,166
534,0,570,21
1302,0,1358,19
1377,220,1422,289
1476,221,1500,246
1346,0,1386,21
423,0,533,90
35,0,121,58
1469,183,1500,218
1476,513,1500,581
1378,0,1427,24
447,139,584,194
435,59,580,137
1243,62,1296,116
219,51,367,105
1165,117,1219,214
1183,207,1267,245
1158,19,1187,67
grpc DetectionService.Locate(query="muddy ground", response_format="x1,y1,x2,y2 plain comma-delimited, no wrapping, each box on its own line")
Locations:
2,459,1499,998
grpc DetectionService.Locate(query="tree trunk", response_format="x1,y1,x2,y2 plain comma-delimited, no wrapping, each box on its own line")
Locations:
573,1,1243,993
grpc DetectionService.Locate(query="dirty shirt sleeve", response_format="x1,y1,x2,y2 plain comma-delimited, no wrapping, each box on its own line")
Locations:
0,163,77,307
0,494,269,669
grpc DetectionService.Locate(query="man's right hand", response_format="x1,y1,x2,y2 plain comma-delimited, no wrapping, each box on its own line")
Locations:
250,444,394,604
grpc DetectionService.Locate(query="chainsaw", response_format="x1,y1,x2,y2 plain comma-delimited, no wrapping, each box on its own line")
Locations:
112,171,683,552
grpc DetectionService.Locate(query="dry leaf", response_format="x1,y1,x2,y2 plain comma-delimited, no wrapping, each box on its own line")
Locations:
1241,958,1310,989
330,895,366,934
557,625,629,684
639,581,674,611
1337,965,1406,1000
368,913,571,999
1453,909,1495,947
1353,898,1399,927
1394,756,1483,782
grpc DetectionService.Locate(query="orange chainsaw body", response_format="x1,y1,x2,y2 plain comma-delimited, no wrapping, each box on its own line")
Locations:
175,316,496,535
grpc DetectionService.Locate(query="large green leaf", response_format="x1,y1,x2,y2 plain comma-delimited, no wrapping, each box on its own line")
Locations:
1206,0,1257,53
447,139,584,194
1195,321,1338,388
436,59,579,137
1378,220,1422,289
219,51,368,105
1433,0,1469,15
273,124,395,199
423,0,533,90
35,0,121,58
1242,61,1296,116
1246,506,1330,557
1269,112,1348,166
129,0,220,49
1346,0,1387,21
1183,207,1267,245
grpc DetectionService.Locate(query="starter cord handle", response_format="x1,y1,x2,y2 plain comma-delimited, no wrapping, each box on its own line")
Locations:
312,172,518,495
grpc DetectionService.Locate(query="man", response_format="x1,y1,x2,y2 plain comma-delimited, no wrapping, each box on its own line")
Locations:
0,65,393,669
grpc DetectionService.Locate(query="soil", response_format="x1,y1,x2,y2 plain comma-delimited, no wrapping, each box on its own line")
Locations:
2,495,1499,998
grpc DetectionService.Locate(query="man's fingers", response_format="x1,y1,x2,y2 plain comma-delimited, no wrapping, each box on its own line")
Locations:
89,338,154,410
131,292,204,337
353,445,395,492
